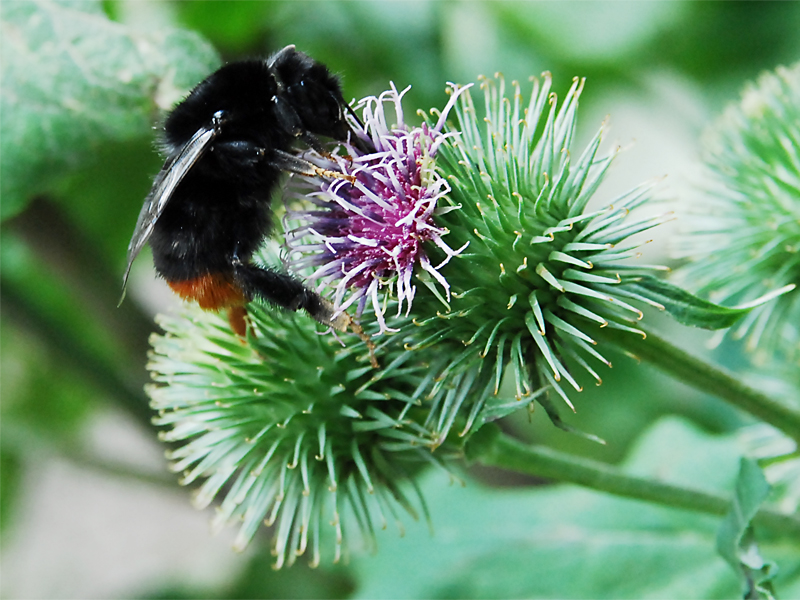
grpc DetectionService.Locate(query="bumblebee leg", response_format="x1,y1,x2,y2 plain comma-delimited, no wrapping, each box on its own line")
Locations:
299,131,327,155
232,262,348,331
269,150,355,183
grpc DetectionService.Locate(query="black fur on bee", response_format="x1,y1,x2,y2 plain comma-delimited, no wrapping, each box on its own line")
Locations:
122,45,374,335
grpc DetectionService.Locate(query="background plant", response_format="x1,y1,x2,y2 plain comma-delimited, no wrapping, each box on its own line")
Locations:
3,1,800,598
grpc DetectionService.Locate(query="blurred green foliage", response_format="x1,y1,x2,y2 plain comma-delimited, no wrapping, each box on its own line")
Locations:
349,419,800,599
2,1,799,598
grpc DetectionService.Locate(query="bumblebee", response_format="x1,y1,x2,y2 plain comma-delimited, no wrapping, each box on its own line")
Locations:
122,45,372,335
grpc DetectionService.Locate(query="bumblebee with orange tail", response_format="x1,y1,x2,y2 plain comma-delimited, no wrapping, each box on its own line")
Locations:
122,45,373,335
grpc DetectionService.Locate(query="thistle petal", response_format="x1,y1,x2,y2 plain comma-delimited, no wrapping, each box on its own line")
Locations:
284,85,471,332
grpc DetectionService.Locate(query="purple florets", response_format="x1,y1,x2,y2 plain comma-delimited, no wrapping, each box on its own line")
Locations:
285,84,469,333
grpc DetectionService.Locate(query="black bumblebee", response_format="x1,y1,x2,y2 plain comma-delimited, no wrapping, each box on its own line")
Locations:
122,45,373,335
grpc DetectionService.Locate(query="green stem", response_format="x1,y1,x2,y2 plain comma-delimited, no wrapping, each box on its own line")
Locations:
594,325,800,445
65,448,177,490
2,424,176,490
465,425,800,539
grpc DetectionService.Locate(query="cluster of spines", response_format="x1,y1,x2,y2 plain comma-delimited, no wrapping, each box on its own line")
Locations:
404,74,669,439
148,304,438,567
674,63,800,360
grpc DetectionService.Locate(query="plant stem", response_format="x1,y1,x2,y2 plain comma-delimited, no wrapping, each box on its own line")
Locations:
465,425,800,539
593,325,800,445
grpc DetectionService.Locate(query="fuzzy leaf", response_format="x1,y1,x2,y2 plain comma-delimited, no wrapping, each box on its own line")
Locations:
717,458,777,600
629,275,793,330
0,0,219,220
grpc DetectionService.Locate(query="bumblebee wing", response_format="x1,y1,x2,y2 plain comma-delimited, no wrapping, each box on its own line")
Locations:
120,125,218,299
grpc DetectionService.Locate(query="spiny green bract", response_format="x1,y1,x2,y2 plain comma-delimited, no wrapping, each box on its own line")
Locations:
405,73,670,443
147,302,450,568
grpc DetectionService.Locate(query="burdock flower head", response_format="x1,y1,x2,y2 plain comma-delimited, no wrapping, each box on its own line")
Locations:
674,62,800,362
285,83,469,333
394,74,674,441
148,278,451,568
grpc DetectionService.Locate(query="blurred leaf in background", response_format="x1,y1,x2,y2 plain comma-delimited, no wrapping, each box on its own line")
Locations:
2,1,800,598
1,0,219,576
1,0,219,220
349,419,800,599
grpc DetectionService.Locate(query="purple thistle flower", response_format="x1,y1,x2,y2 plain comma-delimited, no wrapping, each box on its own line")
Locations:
285,83,470,333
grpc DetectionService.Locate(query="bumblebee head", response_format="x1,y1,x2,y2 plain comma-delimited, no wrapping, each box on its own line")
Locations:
270,45,373,153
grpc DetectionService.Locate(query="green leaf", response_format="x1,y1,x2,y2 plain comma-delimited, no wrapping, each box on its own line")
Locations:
629,275,794,330
0,0,219,220
717,459,777,600
349,418,800,599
